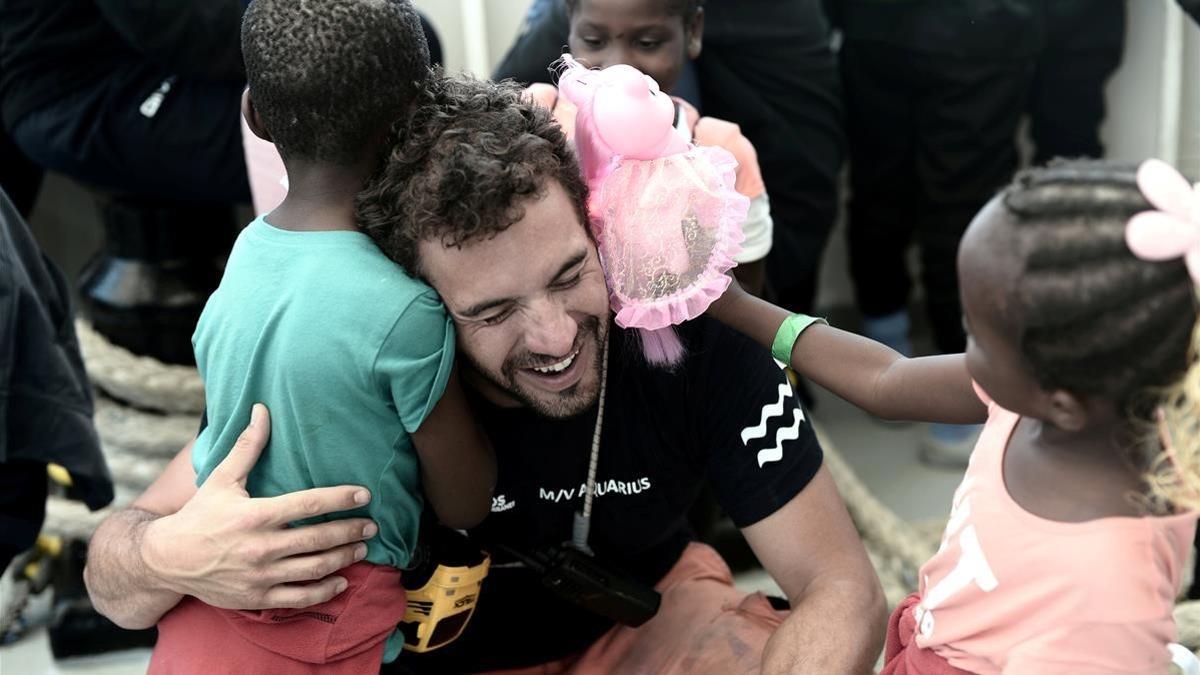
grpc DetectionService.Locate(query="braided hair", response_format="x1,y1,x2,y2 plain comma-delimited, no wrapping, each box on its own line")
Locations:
241,0,430,165
1002,160,1197,422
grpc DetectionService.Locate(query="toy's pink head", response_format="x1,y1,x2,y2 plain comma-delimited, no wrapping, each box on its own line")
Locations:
555,55,746,368
557,55,689,184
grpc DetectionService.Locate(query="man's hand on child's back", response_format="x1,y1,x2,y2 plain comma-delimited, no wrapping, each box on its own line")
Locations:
141,404,379,611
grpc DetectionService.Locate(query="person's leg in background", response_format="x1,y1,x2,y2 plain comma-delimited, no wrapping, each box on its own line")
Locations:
915,53,1035,461
916,55,1035,355
696,0,844,315
840,40,920,357
1028,0,1125,165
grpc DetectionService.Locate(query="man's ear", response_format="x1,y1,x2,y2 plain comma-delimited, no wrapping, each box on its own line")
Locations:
242,88,273,142
686,8,704,60
1046,390,1089,432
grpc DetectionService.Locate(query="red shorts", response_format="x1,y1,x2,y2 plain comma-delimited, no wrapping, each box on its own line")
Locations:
881,592,971,675
150,561,406,674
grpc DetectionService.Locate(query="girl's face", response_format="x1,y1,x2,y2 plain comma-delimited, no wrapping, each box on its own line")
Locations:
958,198,1050,418
567,0,703,94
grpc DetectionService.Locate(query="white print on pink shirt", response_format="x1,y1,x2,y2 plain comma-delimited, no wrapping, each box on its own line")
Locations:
915,476,999,639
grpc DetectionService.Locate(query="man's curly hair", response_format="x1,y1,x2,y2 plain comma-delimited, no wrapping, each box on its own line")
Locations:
241,0,429,165
356,73,590,278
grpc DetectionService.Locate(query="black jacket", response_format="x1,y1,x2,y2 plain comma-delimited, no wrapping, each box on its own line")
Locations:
0,0,244,128
0,188,111,510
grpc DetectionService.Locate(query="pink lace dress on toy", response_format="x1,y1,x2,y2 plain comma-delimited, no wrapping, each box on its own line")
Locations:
556,56,748,366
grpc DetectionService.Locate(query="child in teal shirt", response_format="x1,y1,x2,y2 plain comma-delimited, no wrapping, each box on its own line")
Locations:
148,1,495,672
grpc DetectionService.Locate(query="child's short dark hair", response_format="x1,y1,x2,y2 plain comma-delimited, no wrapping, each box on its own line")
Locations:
355,73,589,278
1002,159,1197,417
563,0,704,24
241,0,430,165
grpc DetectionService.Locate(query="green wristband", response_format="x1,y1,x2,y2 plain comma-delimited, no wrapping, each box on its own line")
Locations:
771,314,828,363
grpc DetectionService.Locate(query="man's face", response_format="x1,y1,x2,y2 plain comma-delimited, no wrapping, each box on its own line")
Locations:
419,180,611,418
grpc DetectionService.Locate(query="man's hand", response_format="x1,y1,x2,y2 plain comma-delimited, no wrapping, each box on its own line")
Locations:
140,404,378,610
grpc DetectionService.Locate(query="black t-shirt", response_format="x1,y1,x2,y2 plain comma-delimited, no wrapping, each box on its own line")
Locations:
390,317,822,673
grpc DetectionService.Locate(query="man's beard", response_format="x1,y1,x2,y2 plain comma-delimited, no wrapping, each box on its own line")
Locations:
464,315,607,419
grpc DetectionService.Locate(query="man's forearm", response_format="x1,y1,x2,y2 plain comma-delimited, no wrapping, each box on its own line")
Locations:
84,507,183,630
764,576,887,675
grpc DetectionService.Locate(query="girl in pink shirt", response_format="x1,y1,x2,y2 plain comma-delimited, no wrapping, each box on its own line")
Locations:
709,158,1200,673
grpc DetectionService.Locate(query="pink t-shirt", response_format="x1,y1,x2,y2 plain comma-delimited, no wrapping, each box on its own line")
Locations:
913,385,1197,674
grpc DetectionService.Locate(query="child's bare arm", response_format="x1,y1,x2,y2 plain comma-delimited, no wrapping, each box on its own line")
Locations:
410,366,496,529
708,281,986,424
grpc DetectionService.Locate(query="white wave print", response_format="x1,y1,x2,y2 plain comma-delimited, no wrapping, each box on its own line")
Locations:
757,408,802,467
741,382,793,445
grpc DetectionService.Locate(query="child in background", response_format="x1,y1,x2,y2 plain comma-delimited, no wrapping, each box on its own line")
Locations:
709,159,1200,673
526,0,773,296
149,1,495,673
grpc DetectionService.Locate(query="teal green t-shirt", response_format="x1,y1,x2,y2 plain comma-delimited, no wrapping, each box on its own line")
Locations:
192,217,454,570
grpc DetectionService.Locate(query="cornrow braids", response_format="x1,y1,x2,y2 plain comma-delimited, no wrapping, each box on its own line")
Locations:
563,0,705,25
241,0,429,165
1002,159,1197,422
354,73,590,278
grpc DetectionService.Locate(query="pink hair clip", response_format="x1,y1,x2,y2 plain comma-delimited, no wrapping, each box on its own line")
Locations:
1125,159,1200,281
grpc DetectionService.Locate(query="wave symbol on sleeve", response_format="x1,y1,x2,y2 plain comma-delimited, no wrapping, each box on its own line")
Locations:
757,408,802,467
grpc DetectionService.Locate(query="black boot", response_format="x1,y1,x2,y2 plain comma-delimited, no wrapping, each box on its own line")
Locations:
78,196,235,365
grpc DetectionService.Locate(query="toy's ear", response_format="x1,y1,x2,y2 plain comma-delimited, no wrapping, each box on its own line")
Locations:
557,56,597,109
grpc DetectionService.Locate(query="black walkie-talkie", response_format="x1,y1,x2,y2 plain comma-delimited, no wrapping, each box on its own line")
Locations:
500,544,661,627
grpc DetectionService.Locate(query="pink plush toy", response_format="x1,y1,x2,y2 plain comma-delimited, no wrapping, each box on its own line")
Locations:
557,55,748,367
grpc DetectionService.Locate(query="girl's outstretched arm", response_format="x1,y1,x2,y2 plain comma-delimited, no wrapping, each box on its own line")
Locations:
708,280,986,424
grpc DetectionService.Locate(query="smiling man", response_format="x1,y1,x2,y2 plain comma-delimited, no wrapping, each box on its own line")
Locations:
83,75,883,673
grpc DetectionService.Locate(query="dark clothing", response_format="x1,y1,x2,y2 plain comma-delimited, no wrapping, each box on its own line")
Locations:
0,0,244,130
838,0,1044,59
0,127,42,217
1182,0,1200,24
493,0,845,314
0,0,249,202
840,2,1039,353
390,318,822,672
0,458,48,574
10,72,249,203
0,188,112,563
1028,0,1125,165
